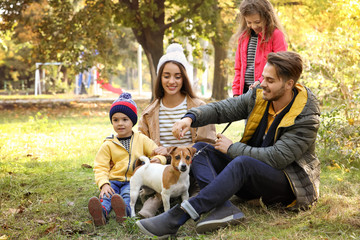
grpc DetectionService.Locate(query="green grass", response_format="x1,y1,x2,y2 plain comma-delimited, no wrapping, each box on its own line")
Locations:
0,102,359,239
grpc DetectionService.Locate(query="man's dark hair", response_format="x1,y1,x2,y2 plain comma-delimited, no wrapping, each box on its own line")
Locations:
267,51,303,84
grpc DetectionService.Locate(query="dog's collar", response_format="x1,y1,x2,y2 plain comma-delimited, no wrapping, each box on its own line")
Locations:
165,155,171,164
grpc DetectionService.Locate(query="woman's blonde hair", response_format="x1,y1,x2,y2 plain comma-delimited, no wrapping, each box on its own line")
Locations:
233,0,285,44
154,61,196,99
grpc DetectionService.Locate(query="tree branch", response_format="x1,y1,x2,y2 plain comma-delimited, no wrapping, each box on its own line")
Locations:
162,0,205,31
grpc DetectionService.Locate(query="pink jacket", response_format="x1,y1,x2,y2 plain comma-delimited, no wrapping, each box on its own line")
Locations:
232,29,287,96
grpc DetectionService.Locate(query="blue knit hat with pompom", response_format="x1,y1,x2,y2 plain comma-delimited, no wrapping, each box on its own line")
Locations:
109,92,137,126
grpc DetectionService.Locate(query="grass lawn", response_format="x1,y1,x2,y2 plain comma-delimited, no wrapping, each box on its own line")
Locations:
0,100,359,239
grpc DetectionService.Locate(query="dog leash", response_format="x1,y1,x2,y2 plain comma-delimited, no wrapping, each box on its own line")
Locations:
193,122,232,158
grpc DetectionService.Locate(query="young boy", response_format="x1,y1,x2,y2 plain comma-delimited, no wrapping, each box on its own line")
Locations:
88,92,166,226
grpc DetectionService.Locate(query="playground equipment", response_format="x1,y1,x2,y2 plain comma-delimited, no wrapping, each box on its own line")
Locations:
35,62,123,95
35,62,62,95
94,69,122,95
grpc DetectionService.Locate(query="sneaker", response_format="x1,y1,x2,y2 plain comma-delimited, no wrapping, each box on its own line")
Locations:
196,202,245,234
111,194,126,223
88,197,106,226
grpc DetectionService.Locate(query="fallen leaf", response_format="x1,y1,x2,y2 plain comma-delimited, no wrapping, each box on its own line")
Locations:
18,205,25,213
44,224,57,234
81,164,92,169
35,220,46,225
1,223,9,229
8,208,20,214
348,118,354,125
0,235,8,240
84,220,93,224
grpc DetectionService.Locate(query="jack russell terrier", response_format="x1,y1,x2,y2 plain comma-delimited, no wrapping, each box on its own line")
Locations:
130,146,196,217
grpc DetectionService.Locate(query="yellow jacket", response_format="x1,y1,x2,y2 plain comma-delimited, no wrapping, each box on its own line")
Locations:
94,132,166,189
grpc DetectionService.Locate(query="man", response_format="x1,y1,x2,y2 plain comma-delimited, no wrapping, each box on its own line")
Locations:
136,51,321,238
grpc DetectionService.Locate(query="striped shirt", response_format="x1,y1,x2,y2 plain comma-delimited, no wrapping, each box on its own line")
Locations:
159,98,192,147
244,30,258,87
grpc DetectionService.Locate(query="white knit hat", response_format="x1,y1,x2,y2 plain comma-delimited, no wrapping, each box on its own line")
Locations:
157,43,192,79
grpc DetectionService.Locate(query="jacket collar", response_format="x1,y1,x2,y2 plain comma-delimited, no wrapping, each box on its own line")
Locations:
242,83,308,143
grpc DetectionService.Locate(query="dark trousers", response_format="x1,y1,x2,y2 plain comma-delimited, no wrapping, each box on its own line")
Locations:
188,142,295,215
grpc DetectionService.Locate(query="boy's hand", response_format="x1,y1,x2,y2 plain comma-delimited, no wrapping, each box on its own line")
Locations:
150,157,161,164
100,184,115,199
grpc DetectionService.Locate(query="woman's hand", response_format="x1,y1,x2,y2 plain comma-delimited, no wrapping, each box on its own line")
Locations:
153,146,168,156
99,184,115,199
150,157,161,164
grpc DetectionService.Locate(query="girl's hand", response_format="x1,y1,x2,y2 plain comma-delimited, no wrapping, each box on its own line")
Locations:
100,184,115,199
250,80,261,89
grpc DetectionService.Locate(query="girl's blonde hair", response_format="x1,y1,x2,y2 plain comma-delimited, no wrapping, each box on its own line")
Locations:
154,61,196,99
233,0,285,44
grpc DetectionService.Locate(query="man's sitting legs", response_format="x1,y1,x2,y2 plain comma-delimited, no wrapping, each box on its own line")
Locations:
189,148,295,232
136,149,296,237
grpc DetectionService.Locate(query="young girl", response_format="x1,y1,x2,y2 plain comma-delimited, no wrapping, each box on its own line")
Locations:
88,92,166,226
137,43,216,218
232,0,287,96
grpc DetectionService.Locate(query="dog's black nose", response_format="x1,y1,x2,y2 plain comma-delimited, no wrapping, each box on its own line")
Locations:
180,165,187,172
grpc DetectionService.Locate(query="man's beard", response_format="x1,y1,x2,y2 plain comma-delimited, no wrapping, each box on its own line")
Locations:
262,84,286,102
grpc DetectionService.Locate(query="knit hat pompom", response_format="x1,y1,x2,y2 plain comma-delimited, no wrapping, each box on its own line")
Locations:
109,92,137,126
166,43,184,54
156,43,191,78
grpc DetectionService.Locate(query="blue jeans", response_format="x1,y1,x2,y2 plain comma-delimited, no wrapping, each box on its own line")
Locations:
189,142,295,215
101,180,131,216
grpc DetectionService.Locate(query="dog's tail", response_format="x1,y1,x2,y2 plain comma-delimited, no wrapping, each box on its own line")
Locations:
138,156,151,169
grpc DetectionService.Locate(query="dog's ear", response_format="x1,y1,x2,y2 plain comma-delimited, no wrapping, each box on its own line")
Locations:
166,146,177,155
188,147,197,156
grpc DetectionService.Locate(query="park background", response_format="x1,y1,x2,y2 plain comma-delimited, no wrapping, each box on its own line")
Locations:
0,0,359,239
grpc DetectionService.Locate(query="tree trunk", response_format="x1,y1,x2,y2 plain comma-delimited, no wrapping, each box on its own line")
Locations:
60,67,69,87
211,39,229,100
131,28,163,99
129,0,165,100
126,68,132,89
209,0,232,100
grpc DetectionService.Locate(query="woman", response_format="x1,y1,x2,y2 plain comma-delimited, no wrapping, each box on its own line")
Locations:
137,43,216,218
232,0,287,96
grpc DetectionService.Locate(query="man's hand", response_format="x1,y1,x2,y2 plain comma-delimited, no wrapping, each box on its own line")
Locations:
100,183,115,199
172,117,192,140
214,133,233,154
